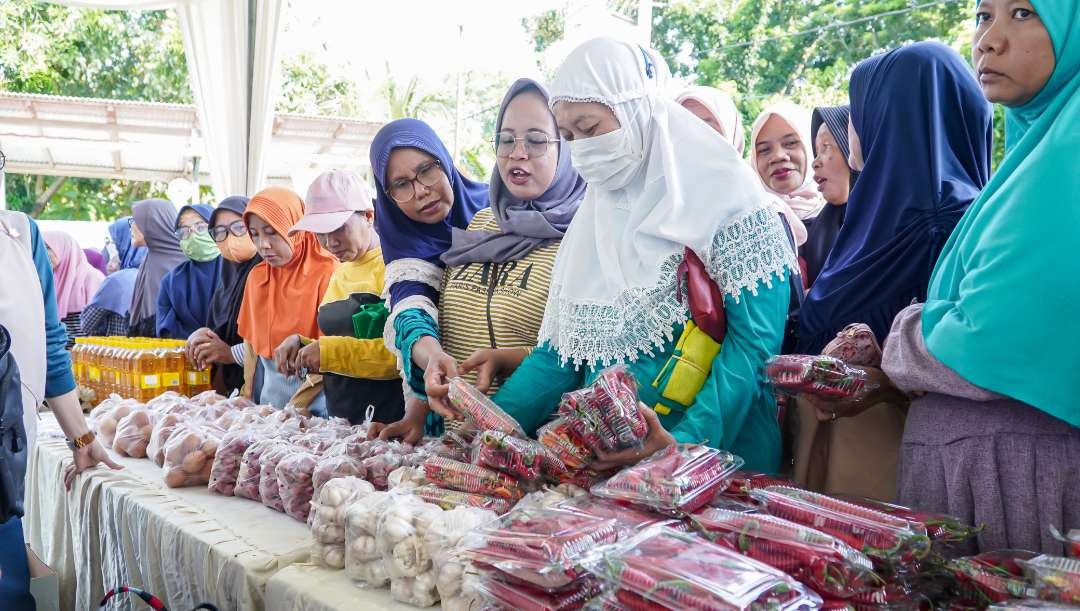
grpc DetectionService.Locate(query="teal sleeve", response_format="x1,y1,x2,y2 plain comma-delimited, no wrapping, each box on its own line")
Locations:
393,308,439,397
490,343,583,436
29,219,77,398
670,272,790,473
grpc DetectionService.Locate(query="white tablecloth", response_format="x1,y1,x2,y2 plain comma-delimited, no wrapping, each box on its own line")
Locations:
23,415,312,610
265,564,414,611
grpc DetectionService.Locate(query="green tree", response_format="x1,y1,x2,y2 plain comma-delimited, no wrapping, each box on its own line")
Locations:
378,66,453,121
277,51,361,117
522,8,565,54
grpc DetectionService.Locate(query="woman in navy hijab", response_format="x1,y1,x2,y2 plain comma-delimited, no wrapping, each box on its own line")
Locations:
797,42,992,354
156,204,223,339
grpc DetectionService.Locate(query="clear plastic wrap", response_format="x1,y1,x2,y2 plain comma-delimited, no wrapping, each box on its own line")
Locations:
473,430,566,483
207,430,256,495
311,452,365,501
112,408,156,458
556,496,683,534
590,444,744,516
765,354,873,400
582,527,823,610
362,452,405,491
693,507,878,598
145,391,186,411
161,423,220,488
345,490,394,586
147,412,187,467
537,417,593,470
375,496,443,578
259,443,296,512
721,470,798,502
752,486,932,565
947,550,1035,605
424,506,498,611
390,573,440,607
840,495,981,550
234,438,283,501
90,395,138,448
447,377,526,437
477,574,602,611
189,389,227,406
309,477,374,569
556,366,646,453
276,450,319,522
465,504,620,591
388,466,426,490
423,457,523,501
1019,554,1080,605
289,428,340,454
413,484,512,515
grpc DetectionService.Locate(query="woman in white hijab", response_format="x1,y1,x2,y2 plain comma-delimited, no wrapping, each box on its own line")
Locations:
473,38,798,472
750,102,828,226
680,87,808,248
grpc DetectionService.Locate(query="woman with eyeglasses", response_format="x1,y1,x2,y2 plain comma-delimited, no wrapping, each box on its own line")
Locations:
155,204,222,339
184,196,258,395
373,79,586,443
128,199,187,337
235,187,337,414
268,171,403,425
368,118,487,434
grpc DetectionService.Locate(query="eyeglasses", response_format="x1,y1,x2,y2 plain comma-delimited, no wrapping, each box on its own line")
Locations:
388,160,443,204
0,149,6,171
493,132,559,158
211,220,248,242
175,222,209,240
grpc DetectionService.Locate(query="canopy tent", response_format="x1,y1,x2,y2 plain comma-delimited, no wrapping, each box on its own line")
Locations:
42,0,286,200
0,91,383,190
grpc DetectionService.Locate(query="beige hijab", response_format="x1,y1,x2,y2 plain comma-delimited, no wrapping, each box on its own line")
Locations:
750,102,828,223
676,86,745,155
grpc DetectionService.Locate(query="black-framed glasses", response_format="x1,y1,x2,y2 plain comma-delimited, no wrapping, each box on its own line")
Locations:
493,131,559,158
0,149,6,171
174,222,209,240
388,160,443,204
211,220,248,242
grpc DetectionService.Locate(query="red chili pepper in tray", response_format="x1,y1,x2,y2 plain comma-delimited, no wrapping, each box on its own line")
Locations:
557,366,647,453
721,470,798,502
537,417,594,470
590,444,744,516
947,550,1036,604
752,486,932,566
765,354,872,400
477,574,602,611
1019,554,1080,604
692,507,879,599
422,456,523,501
474,429,566,482
840,495,983,548
447,377,526,437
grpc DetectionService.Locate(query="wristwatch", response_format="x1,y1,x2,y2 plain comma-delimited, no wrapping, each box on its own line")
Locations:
67,431,96,451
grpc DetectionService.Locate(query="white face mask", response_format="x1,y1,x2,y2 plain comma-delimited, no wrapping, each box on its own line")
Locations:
568,124,640,191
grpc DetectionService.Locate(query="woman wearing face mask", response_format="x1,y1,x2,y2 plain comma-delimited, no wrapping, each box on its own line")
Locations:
796,42,991,502
43,231,104,349
802,105,859,288
486,38,796,473
273,171,403,425
185,196,258,396
236,188,337,414
375,79,586,443
369,119,487,431
128,199,187,337
83,217,145,337
877,0,1079,554
156,204,222,339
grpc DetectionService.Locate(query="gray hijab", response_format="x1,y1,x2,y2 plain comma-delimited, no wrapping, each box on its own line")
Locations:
129,199,186,326
441,78,586,267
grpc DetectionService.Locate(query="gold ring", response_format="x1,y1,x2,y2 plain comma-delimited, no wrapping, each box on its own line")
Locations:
831,412,838,421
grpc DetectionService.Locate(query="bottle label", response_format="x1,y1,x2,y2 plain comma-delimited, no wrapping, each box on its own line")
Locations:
140,375,160,389
162,373,182,388
186,371,210,385
88,367,101,382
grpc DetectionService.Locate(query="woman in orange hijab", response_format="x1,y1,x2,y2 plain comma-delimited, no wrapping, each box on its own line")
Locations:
236,187,338,413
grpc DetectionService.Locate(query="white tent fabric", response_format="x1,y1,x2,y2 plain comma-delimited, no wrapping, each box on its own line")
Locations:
47,0,285,199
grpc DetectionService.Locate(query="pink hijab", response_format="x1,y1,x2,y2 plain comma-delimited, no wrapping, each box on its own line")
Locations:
43,230,104,317
750,102,828,224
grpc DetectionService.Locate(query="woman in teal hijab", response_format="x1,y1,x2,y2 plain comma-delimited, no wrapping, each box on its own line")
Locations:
878,0,1080,555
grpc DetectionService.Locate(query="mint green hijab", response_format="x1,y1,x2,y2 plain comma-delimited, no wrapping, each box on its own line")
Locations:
922,0,1080,428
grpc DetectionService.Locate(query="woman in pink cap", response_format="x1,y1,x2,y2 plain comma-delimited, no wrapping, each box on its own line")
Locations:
274,170,404,425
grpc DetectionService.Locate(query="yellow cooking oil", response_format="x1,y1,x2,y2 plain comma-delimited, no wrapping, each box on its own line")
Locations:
162,340,185,394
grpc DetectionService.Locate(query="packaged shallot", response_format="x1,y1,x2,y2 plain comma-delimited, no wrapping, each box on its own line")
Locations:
234,438,283,501
376,496,444,606
423,506,497,611
345,490,395,586
311,452,365,502
189,389,227,406
161,423,221,488
112,408,156,458
275,450,319,522
590,444,743,516
207,430,257,496
309,476,375,569
147,412,188,467
259,442,296,512
582,527,822,610
89,395,138,448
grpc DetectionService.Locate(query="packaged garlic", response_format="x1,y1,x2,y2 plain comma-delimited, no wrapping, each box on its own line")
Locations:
424,507,497,611
377,496,443,606
345,490,394,586
310,477,374,569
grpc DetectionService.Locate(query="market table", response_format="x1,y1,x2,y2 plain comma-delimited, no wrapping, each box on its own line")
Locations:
265,564,413,611
22,413,313,610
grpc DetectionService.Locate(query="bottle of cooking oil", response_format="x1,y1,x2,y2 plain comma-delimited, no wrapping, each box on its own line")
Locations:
71,338,86,386
183,342,212,396
132,340,161,402
86,339,103,398
161,340,184,395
